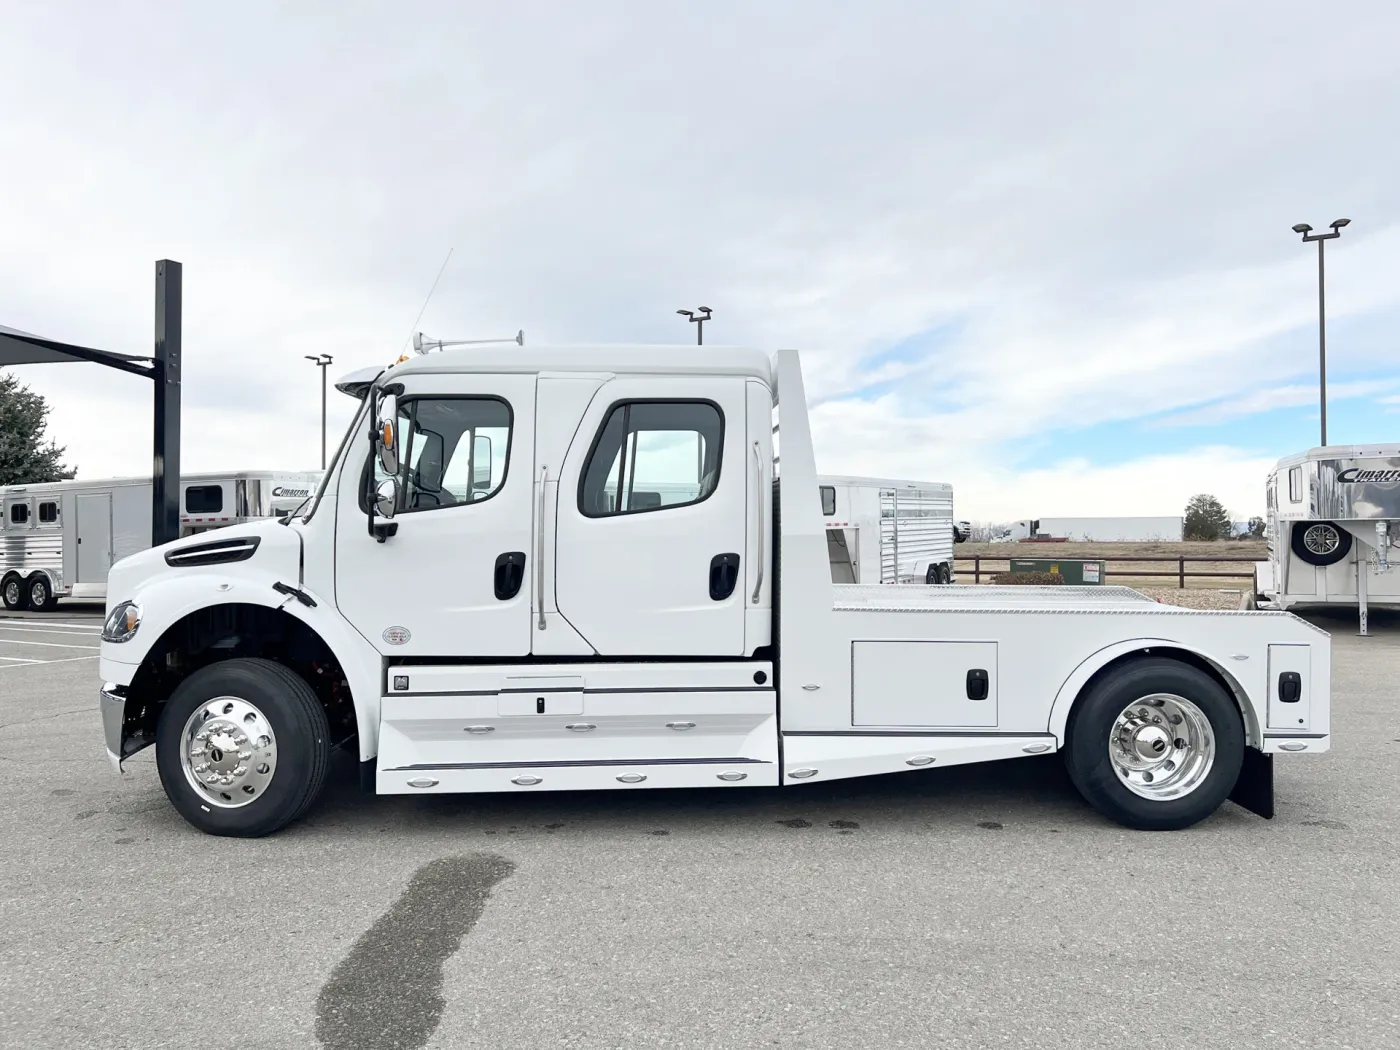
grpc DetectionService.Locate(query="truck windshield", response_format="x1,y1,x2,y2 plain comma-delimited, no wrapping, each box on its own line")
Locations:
292,395,370,524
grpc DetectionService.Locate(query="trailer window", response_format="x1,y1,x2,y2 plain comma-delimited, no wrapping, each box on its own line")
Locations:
1288,467,1302,503
820,485,836,517
185,486,224,514
579,401,723,517
38,501,58,524
9,504,28,525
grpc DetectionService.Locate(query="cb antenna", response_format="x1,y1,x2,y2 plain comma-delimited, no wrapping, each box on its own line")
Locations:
398,248,454,357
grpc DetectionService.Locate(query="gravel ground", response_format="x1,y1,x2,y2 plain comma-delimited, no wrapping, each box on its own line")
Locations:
1137,586,1252,609
1,607,1397,1049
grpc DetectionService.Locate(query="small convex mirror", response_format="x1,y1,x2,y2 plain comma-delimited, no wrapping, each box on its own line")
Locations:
374,477,399,519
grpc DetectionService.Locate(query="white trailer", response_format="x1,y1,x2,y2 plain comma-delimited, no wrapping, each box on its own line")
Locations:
1256,444,1400,635
97,345,1329,838
1,470,321,611
1035,516,1184,543
819,475,957,584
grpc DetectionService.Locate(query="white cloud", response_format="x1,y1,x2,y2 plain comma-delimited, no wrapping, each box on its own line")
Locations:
1150,378,1400,429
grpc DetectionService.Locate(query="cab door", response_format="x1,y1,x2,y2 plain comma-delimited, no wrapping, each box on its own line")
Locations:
551,375,750,656
334,373,536,657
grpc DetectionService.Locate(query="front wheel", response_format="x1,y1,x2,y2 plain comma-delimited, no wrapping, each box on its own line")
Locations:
1064,658,1243,830
156,658,330,837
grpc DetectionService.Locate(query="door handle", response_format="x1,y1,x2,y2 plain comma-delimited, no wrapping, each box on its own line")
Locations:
710,553,741,601
966,669,989,701
494,552,527,600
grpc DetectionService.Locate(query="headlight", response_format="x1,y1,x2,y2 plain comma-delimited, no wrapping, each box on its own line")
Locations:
102,602,141,644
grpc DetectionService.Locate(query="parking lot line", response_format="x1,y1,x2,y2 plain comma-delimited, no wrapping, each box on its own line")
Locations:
0,654,98,670
0,638,99,650
0,625,104,638
0,655,40,663
0,619,102,630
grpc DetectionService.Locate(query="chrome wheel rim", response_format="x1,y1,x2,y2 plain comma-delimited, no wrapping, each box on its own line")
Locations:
179,696,278,809
30,580,46,607
1304,524,1339,556
1110,693,1215,801
3,580,18,606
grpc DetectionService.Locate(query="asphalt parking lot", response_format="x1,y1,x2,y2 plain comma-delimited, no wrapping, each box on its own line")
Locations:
1,605,1397,1050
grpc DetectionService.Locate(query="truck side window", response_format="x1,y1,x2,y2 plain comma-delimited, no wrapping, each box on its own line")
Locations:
579,401,723,517
389,397,512,513
820,485,836,517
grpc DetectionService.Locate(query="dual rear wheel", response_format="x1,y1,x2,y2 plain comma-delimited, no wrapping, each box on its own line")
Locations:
1,573,57,612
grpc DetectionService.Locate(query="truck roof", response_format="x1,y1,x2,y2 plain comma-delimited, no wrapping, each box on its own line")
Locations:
818,474,952,491
339,345,776,395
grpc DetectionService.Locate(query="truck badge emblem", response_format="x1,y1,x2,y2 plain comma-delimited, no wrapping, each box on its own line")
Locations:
382,626,411,646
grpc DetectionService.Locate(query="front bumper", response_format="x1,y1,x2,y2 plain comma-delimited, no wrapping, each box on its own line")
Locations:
100,684,126,774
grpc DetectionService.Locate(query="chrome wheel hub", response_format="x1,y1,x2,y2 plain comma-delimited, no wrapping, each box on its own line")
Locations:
1110,693,1215,801
30,581,46,606
3,580,18,606
179,697,277,809
1304,524,1339,556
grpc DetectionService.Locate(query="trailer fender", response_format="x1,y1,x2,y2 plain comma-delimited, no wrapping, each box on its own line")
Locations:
102,573,383,762
1046,637,1259,749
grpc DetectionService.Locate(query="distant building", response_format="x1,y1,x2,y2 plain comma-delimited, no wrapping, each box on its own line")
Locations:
1007,516,1184,542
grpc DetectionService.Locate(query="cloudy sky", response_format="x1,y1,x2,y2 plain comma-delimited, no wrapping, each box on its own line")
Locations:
3,2,1397,522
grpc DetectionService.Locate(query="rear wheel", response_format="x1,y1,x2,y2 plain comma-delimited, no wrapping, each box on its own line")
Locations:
155,658,330,837
27,575,57,612
2,574,27,611
939,563,953,584
1064,658,1243,830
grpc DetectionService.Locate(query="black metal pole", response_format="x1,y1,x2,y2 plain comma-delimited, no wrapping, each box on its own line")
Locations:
1318,238,1327,447
697,318,704,346
152,260,182,547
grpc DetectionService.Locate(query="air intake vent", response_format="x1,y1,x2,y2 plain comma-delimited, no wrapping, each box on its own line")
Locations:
164,536,261,568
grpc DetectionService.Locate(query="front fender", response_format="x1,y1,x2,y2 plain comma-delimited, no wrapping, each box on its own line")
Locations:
1045,637,1259,748
101,573,383,762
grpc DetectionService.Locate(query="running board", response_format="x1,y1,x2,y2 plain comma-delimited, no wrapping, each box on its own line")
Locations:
377,759,779,794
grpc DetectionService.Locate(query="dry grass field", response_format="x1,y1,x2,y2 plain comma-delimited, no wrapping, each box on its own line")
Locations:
954,539,1267,595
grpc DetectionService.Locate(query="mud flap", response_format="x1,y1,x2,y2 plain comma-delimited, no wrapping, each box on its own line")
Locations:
1229,747,1274,819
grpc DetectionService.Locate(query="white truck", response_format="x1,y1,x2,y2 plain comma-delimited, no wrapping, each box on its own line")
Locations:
819,475,957,584
97,346,1330,837
1256,444,1400,634
1,470,321,611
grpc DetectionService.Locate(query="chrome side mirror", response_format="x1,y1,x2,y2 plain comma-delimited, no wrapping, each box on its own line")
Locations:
375,478,399,519
376,392,399,476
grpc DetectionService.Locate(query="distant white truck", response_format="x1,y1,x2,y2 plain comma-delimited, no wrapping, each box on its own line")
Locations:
97,345,1328,838
0,471,321,611
819,475,957,584
1256,444,1400,634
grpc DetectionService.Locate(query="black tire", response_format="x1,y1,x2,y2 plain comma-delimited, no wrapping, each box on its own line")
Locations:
925,565,938,585
27,574,57,612
2,574,28,611
156,658,330,837
939,563,953,585
1291,520,1351,567
1064,658,1244,831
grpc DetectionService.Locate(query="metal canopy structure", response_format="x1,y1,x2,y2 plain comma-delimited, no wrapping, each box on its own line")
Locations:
0,260,183,546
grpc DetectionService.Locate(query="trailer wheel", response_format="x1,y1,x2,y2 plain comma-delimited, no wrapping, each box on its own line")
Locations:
2,574,27,611
155,658,330,837
925,565,938,584
1291,521,1351,567
940,563,953,584
27,575,57,612
1064,658,1243,830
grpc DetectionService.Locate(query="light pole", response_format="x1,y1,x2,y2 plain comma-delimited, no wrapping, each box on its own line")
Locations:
677,307,712,345
1292,218,1350,446
304,353,333,469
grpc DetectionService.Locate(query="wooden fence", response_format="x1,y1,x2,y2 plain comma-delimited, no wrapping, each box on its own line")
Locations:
954,554,1260,589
